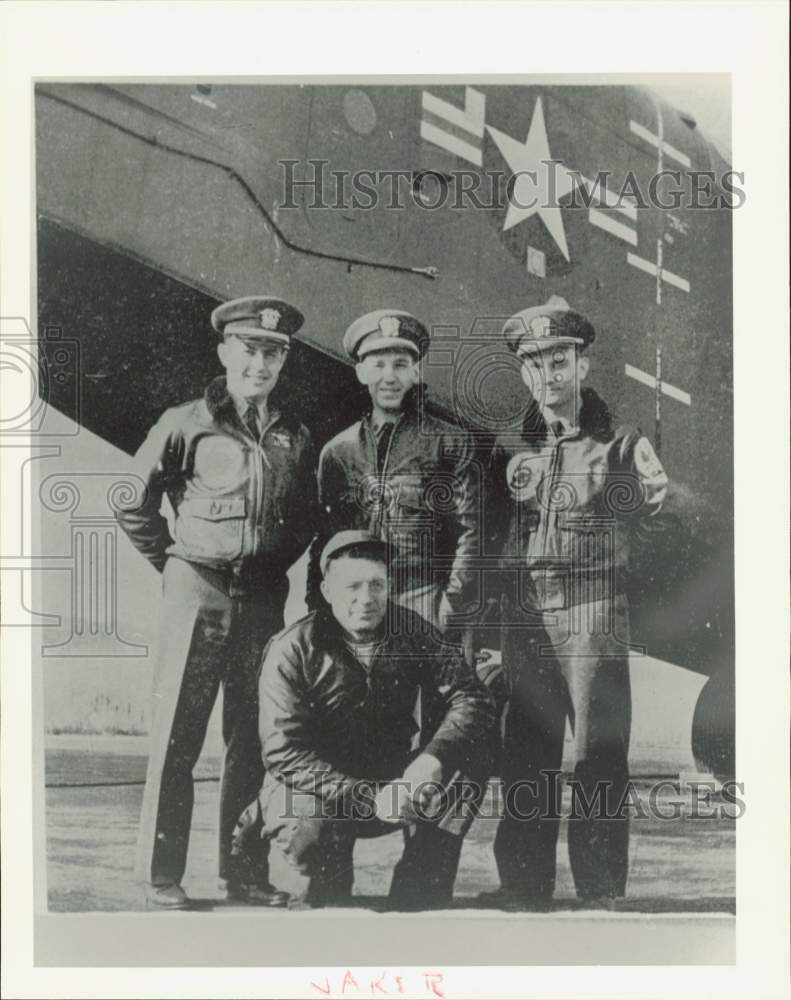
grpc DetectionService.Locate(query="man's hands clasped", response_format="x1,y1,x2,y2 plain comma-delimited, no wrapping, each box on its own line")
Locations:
373,753,444,826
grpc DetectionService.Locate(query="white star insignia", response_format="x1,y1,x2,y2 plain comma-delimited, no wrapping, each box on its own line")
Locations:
487,98,577,261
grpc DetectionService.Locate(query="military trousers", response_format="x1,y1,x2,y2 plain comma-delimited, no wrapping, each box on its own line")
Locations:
259,777,468,909
395,582,477,751
494,593,632,900
394,582,495,840
135,557,286,887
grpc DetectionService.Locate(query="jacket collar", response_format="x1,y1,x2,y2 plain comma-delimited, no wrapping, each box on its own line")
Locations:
522,386,613,442
204,376,283,432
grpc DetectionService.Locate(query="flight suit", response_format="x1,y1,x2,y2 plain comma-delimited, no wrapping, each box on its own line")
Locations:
490,387,668,900
117,374,316,889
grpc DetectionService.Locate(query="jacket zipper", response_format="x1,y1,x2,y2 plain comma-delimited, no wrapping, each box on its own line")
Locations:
361,647,383,759
378,414,402,537
343,643,375,756
537,430,565,606
365,413,402,538
249,412,278,554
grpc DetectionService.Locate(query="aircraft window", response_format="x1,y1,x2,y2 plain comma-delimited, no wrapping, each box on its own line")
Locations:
413,170,453,207
343,89,377,135
190,84,216,109
301,87,414,256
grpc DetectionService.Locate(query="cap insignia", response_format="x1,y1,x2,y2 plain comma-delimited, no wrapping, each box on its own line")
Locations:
259,308,281,331
528,315,554,339
379,315,401,338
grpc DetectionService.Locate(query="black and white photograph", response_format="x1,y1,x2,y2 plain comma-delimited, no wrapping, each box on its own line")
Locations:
1,2,788,997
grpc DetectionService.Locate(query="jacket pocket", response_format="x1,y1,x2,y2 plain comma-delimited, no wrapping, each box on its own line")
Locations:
557,516,609,567
392,482,432,520
387,484,430,557
174,496,246,561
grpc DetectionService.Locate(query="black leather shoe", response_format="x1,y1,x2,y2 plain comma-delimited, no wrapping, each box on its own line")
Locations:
144,882,191,910
222,880,290,907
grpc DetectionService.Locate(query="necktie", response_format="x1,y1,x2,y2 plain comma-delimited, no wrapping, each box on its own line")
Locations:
244,404,260,441
376,423,394,471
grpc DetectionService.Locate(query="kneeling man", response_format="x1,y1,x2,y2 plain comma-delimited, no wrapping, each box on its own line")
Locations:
242,530,494,908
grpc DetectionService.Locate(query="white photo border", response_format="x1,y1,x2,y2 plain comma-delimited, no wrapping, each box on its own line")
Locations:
1,1,789,997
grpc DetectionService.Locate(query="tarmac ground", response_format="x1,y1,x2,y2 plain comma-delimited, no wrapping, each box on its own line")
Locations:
44,737,736,916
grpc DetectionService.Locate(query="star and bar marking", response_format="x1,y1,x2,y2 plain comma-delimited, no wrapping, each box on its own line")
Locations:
420,90,694,411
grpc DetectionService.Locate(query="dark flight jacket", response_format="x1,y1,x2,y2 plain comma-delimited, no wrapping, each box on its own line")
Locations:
308,391,481,611
258,603,495,809
116,376,317,595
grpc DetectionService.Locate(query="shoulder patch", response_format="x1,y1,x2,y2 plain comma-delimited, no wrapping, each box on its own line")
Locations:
633,436,665,479
506,451,542,502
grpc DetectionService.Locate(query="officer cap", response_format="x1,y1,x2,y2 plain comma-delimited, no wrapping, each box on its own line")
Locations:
343,309,429,361
211,295,304,346
320,529,391,575
502,295,595,354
